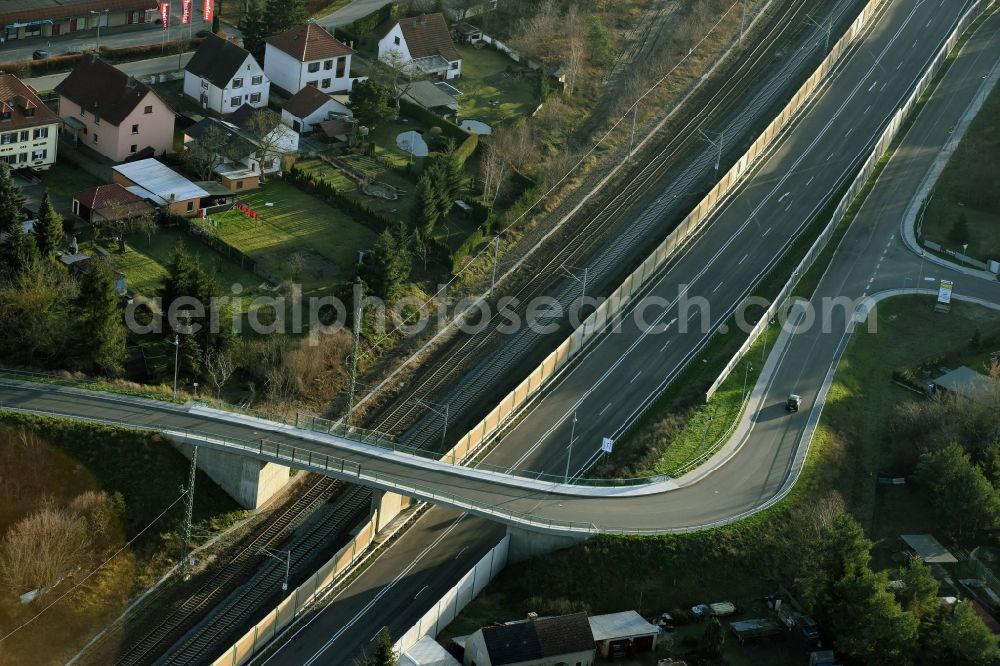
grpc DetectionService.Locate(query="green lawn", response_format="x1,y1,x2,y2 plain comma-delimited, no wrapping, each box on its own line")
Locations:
198,180,378,293
104,227,261,304
455,45,539,126
919,77,1000,263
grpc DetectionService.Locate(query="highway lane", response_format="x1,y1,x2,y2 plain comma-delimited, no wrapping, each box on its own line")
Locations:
475,0,981,484
0,1,994,533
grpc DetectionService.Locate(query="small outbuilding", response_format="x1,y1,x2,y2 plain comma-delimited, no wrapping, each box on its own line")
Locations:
933,366,994,400
111,158,210,216
588,611,659,658
400,636,462,666
900,534,958,564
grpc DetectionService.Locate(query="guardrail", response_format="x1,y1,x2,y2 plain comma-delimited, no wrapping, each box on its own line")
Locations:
436,0,891,473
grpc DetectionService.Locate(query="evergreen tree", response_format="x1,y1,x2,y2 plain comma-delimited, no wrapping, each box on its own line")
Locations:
70,260,126,373
34,191,64,258
414,171,442,236
442,139,466,202
362,223,412,303
797,513,872,614
892,557,939,619
240,0,268,63
828,569,918,663
0,162,25,235
915,443,1000,541
921,601,1000,665
263,0,307,36
348,81,395,130
699,617,724,658
366,628,396,666
1,221,40,278
948,211,970,245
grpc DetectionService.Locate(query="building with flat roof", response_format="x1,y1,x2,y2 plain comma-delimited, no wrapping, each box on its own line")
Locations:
112,158,209,216
1,1,157,42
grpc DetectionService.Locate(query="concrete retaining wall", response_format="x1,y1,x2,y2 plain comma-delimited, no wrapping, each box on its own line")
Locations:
170,439,290,510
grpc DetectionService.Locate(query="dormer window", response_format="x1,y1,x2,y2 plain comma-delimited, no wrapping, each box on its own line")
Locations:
24,107,35,117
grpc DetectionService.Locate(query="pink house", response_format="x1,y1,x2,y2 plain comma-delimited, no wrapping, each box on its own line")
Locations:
55,56,175,163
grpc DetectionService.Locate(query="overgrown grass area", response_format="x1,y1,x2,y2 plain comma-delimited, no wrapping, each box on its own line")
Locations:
0,416,244,665
33,162,103,199
918,73,1000,263
442,296,1000,664
455,45,540,126
198,180,378,293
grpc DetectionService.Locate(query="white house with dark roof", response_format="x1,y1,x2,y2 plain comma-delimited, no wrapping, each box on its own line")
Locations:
378,13,462,80
462,613,595,666
264,22,362,96
183,34,269,116
281,85,352,134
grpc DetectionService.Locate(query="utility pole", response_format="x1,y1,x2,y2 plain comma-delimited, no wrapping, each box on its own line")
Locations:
806,15,831,54
416,399,450,451
564,412,577,484
259,547,291,591
560,264,588,314
628,104,638,159
181,444,198,570
490,235,500,297
699,129,724,173
740,0,748,42
172,334,180,398
346,281,362,426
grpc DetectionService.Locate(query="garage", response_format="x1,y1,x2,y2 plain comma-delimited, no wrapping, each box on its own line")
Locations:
588,611,660,659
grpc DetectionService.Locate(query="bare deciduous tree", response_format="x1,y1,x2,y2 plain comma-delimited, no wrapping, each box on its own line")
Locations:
95,199,156,253
371,49,428,112
204,347,237,397
245,109,283,183
184,122,239,180
0,504,89,595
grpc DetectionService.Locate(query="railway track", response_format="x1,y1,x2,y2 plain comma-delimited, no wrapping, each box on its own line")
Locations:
104,477,343,666
364,0,853,448
158,487,373,665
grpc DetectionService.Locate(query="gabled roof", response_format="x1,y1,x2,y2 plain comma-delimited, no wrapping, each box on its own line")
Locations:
185,34,257,89
266,23,353,62
283,85,336,118
73,183,149,212
391,13,460,62
54,56,165,126
480,613,594,666
0,74,59,130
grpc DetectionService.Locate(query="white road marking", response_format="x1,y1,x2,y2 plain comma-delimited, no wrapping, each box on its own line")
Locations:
631,370,642,383
414,585,428,599
868,81,877,91
713,282,723,293
806,176,815,186
778,191,790,202
599,403,612,416
659,340,671,352
845,127,853,137
454,546,468,560
864,105,870,115
371,626,387,642
738,253,749,265
763,226,772,237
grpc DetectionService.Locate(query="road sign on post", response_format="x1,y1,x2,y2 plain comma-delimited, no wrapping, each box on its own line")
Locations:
602,437,614,454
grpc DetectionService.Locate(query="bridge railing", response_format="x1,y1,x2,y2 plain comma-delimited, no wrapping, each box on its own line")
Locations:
0,404,599,535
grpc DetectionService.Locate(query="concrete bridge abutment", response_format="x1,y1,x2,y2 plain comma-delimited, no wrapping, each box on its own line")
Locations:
169,438,292,509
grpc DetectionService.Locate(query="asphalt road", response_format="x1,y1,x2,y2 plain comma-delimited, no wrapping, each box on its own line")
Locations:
25,52,195,92
2,1,996,532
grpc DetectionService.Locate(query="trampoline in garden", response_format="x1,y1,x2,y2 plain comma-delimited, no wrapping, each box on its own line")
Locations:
460,119,493,135
396,130,429,157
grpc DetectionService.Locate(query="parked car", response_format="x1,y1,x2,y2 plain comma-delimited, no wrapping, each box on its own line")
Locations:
32,50,49,60
656,611,675,630
710,601,736,617
690,603,711,620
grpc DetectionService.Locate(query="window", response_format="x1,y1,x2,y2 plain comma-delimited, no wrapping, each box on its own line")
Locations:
1,155,15,165
307,80,318,88
393,36,400,45
92,133,98,143
24,107,34,117
0,132,15,144
80,104,85,116
251,75,263,85
144,105,153,114
335,57,345,77
186,201,194,212
232,78,243,89
250,92,261,103
131,124,139,135
130,144,137,153
321,78,331,89
19,130,28,142
93,112,100,124
18,152,27,163
236,180,244,189
31,149,46,161
231,97,242,107
33,127,48,140
0,111,10,122
201,79,209,89
307,62,320,73
323,59,333,70
450,61,459,69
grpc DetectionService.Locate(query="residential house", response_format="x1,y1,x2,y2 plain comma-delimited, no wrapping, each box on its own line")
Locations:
462,612,595,666
184,34,270,116
111,158,209,216
0,73,60,170
1,0,157,41
378,13,462,80
72,182,155,223
184,107,299,190
281,84,352,134
55,56,174,162
264,22,362,97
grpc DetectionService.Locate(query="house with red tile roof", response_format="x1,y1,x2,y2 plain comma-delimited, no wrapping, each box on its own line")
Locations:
71,182,154,223
0,73,60,170
377,13,462,80
264,22,364,97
